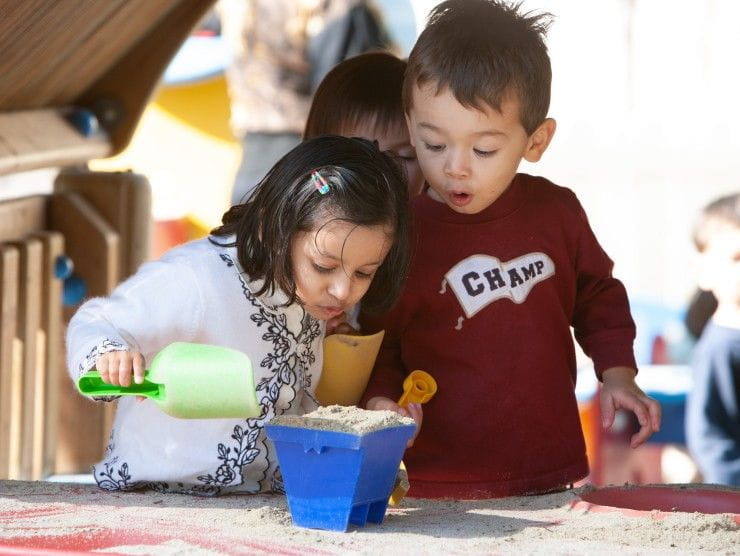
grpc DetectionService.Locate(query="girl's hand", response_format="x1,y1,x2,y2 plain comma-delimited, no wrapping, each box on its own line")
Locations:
600,366,662,448
325,312,359,335
366,396,423,447
96,350,146,387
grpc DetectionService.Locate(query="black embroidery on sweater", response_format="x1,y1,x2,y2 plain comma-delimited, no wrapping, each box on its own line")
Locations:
194,253,320,492
91,252,321,495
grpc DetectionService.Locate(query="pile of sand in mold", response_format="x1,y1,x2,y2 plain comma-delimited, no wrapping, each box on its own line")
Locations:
269,404,415,434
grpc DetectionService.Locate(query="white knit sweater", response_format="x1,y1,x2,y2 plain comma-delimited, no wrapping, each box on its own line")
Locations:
66,237,324,495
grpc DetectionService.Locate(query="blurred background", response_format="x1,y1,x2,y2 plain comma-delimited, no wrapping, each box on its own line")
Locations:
90,0,740,311
76,0,740,485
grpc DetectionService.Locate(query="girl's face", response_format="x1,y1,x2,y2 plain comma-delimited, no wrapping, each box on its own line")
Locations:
291,216,393,321
344,121,425,196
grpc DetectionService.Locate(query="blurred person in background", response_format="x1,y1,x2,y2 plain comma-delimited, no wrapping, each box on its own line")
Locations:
685,192,740,486
218,0,391,205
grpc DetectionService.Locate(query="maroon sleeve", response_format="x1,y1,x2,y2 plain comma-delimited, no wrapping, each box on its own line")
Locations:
569,195,638,378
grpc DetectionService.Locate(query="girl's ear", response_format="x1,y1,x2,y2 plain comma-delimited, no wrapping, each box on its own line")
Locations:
523,118,556,163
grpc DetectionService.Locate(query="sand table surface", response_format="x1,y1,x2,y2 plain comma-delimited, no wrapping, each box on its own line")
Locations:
0,481,737,554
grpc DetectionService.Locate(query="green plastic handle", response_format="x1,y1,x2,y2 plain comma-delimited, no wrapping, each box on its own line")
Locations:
77,370,164,400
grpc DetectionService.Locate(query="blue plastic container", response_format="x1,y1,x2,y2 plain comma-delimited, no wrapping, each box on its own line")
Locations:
265,423,415,531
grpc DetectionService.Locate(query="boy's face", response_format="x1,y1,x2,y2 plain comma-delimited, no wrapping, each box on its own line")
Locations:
697,225,740,309
406,82,554,214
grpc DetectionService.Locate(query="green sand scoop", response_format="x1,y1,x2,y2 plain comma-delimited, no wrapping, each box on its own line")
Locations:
77,342,261,419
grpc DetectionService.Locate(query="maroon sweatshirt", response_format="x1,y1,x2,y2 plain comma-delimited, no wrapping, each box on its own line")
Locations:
360,174,637,499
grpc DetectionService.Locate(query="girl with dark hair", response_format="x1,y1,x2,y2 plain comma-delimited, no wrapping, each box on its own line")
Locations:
66,135,410,495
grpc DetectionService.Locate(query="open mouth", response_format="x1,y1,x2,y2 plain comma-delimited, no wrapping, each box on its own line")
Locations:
449,191,472,207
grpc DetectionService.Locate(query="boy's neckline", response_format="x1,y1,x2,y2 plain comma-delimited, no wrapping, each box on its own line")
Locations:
416,174,526,224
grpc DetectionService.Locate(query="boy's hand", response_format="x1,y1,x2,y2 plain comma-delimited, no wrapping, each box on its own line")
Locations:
366,396,423,447
96,350,146,387
600,366,662,448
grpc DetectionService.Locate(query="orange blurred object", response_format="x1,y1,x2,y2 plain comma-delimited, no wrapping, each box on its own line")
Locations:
151,216,211,259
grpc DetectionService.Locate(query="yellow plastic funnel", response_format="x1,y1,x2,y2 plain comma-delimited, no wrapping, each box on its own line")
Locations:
316,330,384,406
390,369,437,506
397,370,438,407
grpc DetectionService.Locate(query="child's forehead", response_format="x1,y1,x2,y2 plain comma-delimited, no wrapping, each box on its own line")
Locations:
343,115,408,140
302,216,393,263
409,81,524,132
416,76,518,104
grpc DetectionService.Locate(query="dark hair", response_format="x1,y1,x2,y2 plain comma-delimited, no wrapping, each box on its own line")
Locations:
693,192,740,252
304,51,407,140
211,135,410,314
403,0,552,135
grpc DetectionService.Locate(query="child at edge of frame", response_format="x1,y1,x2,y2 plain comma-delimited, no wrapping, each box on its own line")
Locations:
359,0,662,499
685,192,740,487
65,135,411,495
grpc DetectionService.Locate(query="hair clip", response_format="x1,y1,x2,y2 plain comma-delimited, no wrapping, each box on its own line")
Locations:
311,169,330,195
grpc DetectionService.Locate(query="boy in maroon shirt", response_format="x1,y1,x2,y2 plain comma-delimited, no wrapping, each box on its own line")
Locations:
360,0,662,498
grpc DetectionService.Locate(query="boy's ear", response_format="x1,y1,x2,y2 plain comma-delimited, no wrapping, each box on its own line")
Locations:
523,118,556,163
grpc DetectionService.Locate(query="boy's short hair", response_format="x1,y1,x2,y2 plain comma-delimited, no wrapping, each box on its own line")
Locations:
403,0,552,135
693,192,740,252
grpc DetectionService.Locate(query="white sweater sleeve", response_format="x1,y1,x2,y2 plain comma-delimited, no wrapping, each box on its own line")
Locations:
66,256,205,381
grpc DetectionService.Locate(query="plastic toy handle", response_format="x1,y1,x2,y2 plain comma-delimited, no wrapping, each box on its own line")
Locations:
397,370,437,408
77,370,163,400
391,370,437,507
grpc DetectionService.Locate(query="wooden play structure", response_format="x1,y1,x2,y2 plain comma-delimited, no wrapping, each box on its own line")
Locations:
0,0,216,479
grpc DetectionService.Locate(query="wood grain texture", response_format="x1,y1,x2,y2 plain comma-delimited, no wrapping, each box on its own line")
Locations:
48,192,120,474
33,231,65,478
14,238,43,480
54,170,151,280
48,191,119,299
0,196,46,243
0,245,19,479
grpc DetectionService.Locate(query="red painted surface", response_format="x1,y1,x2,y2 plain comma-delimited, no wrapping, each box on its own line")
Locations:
574,485,740,524
0,527,332,556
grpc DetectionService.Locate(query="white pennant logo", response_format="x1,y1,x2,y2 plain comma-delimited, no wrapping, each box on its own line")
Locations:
444,252,555,318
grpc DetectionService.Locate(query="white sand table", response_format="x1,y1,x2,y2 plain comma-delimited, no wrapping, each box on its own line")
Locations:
0,480,737,554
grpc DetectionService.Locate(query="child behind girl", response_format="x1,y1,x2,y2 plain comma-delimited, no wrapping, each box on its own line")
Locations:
66,135,410,495
304,51,425,196
304,51,423,338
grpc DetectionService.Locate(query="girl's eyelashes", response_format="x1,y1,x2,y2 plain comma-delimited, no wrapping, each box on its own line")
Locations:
313,262,374,279
474,148,497,157
312,263,334,274
422,142,444,152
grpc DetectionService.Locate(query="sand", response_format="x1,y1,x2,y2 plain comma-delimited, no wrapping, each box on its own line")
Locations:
0,480,737,554
270,404,415,434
